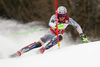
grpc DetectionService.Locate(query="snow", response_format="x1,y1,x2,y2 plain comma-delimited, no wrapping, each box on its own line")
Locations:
0,18,100,67
0,41,100,67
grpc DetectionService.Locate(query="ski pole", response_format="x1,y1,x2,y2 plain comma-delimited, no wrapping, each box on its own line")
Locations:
12,28,47,36
86,39,91,43
13,27,58,36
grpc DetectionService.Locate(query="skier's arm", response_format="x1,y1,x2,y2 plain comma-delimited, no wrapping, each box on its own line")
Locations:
49,20,64,29
49,15,56,28
69,18,87,41
69,18,83,34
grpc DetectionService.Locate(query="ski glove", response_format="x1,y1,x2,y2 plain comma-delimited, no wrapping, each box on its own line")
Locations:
53,24,64,29
80,33,87,41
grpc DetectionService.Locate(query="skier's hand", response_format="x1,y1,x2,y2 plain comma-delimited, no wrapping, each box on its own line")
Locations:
53,24,64,29
80,33,87,41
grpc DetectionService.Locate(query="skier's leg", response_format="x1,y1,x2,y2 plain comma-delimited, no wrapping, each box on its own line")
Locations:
17,42,42,56
17,31,54,56
10,30,55,57
39,34,63,53
20,42,42,53
10,42,42,58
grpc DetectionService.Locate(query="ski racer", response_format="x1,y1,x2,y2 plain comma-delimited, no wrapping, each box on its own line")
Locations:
10,6,87,57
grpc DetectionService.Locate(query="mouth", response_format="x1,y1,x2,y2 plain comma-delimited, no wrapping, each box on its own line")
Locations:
59,17,65,21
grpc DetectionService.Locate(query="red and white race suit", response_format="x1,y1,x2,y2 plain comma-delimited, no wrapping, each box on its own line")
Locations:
49,14,83,34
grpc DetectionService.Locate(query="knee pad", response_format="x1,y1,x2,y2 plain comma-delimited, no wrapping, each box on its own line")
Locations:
58,34,63,42
36,42,42,47
52,34,63,42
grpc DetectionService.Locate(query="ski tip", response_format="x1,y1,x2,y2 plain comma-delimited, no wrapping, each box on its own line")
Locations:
9,52,20,58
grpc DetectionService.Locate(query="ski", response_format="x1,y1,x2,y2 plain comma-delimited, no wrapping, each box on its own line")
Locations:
9,51,21,58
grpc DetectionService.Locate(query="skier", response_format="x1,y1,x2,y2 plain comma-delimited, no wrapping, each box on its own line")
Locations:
10,6,87,57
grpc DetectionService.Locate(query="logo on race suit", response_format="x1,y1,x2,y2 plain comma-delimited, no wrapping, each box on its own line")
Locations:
65,20,69,24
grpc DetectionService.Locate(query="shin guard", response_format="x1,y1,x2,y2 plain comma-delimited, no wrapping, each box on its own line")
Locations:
20,42,42,54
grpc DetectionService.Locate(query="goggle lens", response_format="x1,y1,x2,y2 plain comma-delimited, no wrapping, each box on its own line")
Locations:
58,14,66,17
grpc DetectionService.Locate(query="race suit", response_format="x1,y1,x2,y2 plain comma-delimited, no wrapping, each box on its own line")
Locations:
49,14,83,34
41,14,83,43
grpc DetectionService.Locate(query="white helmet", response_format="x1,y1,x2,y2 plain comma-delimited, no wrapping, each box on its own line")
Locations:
57,6,67,14
57,6,67,17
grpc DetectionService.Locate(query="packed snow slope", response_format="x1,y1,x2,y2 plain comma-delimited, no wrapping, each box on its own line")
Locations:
0,18,100,67
0,41,100,67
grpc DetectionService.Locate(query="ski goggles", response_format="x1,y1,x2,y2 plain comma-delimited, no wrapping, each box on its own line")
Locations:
58,14,66,17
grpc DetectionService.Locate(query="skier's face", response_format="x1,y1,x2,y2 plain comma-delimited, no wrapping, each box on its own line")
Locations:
59,17,65,21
